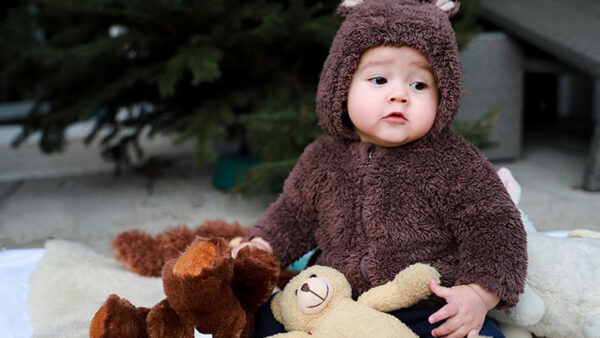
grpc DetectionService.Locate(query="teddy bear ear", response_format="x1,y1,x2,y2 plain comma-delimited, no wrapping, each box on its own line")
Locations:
432,0,460,18
337,0,364,17
270,292,284,324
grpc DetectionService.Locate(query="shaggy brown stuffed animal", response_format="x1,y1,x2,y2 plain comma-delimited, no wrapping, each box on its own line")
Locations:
112,220,297,290
91,237,281,338
112,220,249,277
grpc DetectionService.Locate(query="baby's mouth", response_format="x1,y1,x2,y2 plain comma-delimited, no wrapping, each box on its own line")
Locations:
384,112,408,121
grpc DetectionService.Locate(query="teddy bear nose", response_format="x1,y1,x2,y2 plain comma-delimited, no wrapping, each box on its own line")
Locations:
301,283,310,292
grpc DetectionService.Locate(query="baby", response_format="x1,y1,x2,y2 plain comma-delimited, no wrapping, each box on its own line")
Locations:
235,1,527,337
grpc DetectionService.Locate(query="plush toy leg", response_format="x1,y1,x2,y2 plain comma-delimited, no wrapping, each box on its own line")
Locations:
146,299,194,338
162,237,247,338
90,294,150,338
233,245,281,312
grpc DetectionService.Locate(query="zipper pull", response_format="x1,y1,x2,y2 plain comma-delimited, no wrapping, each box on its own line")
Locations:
367,145,375,160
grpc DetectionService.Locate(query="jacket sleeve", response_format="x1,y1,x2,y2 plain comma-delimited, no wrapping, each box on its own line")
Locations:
444,149,527,309
248,141,322,268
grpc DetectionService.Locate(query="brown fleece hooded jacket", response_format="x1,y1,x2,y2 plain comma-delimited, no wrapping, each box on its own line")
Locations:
250,0,527,309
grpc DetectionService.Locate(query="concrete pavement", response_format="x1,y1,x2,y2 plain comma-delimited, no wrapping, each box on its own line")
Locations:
0,129,598,256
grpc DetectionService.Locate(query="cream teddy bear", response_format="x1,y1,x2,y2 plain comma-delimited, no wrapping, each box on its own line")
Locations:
490,168,600,338
268,264,439,338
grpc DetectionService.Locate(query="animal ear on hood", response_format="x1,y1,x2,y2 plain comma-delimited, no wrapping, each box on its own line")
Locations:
337,0,364,17
431,0,460,18
338,0,460,18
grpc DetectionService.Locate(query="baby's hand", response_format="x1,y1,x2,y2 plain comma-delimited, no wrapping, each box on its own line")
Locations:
428,280,498,338
231,237,273,258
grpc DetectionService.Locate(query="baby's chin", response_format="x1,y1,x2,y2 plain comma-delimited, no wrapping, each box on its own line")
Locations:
358,134,409,147
355,128,422,147
375,140,409,147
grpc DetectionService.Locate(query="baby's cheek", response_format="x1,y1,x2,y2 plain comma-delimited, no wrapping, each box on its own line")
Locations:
347,105,370,128
421,105,438,130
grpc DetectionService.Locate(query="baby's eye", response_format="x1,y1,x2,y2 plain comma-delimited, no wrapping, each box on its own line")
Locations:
410,82,427,90
369,77,387,85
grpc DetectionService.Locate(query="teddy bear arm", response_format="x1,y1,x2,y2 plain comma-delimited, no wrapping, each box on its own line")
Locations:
357,279,400,311
357,263,440,312
503,283,545,327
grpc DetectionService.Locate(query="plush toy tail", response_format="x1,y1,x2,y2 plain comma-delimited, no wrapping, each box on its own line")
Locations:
112,220,251,277
193,220,250,240
112,227,196,277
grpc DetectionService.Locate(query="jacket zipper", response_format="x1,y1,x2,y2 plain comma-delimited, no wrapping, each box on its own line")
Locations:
360,145,375,284
362,145,375,231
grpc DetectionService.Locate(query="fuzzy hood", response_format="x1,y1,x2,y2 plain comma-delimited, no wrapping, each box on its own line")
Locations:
316,0,463,142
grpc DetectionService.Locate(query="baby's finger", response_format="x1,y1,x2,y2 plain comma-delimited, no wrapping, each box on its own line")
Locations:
431,313,462,337
467,329,480,338
446,325,470,338
428,303,458,324
429,279,452,299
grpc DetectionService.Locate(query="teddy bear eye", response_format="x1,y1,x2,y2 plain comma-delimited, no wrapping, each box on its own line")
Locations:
310,274,317,278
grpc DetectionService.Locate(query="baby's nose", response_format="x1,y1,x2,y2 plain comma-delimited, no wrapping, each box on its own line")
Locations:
390,96,408,103
389,85,408,103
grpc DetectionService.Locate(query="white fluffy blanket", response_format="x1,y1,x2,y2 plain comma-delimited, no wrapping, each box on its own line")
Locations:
29,240,164,338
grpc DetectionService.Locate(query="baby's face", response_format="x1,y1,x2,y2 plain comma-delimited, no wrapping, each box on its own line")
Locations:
347,46,439,147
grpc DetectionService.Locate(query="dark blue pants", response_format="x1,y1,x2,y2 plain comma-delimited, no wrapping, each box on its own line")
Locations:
255,293,505,338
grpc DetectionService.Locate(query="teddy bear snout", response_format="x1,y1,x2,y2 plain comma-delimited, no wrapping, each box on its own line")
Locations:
296,277,334,315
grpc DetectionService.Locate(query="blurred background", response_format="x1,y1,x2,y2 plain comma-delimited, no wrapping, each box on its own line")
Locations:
0,0,598,253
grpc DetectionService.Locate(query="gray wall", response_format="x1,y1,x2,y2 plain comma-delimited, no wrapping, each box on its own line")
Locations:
458,32,524,161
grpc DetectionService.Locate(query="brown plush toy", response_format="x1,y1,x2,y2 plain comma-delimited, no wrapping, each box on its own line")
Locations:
90,237,281,338
111,219,297,289
112,220,250,277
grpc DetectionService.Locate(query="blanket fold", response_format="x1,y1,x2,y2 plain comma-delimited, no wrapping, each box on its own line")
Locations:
29,240,164,338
